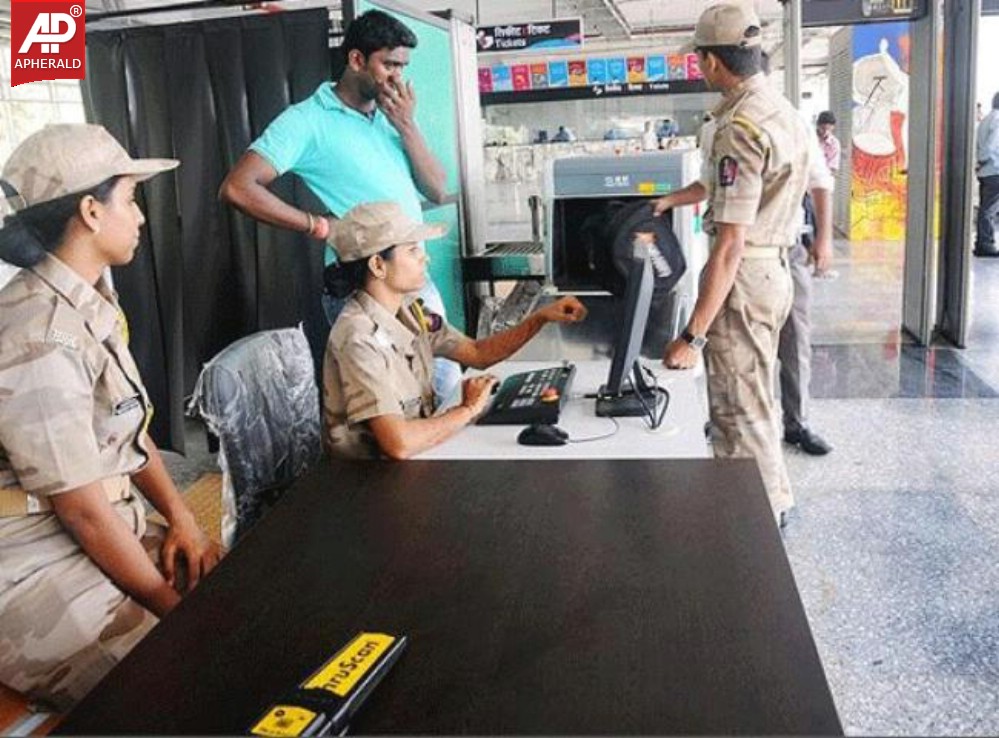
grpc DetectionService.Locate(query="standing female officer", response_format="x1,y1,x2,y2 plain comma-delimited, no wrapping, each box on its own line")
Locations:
0,124,222,709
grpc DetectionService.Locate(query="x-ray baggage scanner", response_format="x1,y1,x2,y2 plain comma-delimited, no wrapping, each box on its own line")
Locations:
543,151,708,355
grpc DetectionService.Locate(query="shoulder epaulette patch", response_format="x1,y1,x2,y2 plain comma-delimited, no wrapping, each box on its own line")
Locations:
731,115,764,144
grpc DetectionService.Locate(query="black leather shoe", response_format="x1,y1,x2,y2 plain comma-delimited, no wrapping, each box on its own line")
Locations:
973,247,999,257
784,427,832,455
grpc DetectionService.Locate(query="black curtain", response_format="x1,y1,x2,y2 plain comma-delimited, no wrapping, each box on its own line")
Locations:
82,10,330,452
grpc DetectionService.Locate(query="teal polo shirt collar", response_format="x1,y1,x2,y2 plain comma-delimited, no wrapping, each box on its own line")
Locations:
318,83,379,122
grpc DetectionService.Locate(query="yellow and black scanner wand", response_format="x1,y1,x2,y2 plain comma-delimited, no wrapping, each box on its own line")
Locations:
250,632,407,737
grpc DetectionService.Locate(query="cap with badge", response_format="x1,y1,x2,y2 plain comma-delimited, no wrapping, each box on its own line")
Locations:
683,2,762,53
1,124,178,215
327,202,447,263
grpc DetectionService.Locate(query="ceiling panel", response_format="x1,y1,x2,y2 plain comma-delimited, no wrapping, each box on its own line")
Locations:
614,0,785,32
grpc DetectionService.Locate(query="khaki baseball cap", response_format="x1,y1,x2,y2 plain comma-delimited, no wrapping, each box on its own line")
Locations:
329,202,447,263
683,2,762,53
1,124,178,211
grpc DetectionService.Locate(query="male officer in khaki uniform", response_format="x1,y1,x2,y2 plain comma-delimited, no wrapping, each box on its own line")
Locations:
662,3,811,526
323,202,586,460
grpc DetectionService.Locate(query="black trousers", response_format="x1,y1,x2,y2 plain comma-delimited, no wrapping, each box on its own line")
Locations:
977,175,999,254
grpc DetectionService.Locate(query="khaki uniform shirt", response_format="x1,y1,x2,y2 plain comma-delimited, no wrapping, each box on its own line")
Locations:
0,253,152,615
323,291,466,459
703,73,811,248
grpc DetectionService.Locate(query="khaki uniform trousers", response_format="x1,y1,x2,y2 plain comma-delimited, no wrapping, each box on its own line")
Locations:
705,253,795,519
0,498,163,711
778,242,813,433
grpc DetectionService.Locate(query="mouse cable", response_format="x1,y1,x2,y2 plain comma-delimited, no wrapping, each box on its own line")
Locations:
567,416,620,443
632,364,670,430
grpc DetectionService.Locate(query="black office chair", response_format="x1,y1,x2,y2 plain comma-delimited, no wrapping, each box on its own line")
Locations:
188,326,322,544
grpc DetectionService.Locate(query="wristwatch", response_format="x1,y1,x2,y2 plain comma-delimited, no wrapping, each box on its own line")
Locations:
681,328,708,350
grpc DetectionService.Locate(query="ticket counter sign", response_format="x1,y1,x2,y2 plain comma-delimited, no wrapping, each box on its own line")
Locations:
479,52,709,104
477,19,582,52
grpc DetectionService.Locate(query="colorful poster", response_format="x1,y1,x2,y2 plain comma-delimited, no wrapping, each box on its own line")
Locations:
606,57,627,83
491,65,512,91
646,55,666,82
850,22,911,242
667,54,687,80
530,62,549,88
627,57,646,83
568,59,587,86
587,58,608,84
548,60,569,88
511,65,532,91
685,53,702,80
478,68,493,93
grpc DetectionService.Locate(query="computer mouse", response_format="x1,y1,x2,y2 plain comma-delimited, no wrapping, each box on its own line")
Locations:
517,423,569,446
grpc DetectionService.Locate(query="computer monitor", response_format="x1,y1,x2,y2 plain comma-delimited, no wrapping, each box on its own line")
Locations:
596,247,657,418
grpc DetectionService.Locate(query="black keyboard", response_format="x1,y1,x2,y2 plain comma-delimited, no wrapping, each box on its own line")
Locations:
478,364,576,426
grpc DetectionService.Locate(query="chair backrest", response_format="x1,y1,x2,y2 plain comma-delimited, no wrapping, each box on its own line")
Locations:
188,326,321,542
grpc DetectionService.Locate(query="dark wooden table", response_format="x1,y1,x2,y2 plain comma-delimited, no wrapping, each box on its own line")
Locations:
61,459,841,735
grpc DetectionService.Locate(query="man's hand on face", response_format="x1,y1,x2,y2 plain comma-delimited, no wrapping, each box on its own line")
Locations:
378,78,416,132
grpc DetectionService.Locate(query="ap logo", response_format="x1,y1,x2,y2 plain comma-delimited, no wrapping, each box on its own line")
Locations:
11,0,86,87
19,12,77,54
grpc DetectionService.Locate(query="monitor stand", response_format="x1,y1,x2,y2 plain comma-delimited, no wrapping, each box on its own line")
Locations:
595,361,658,418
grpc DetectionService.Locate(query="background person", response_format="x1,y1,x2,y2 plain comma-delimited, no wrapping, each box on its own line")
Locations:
219,9,460,398
975,92,999,257
0,124,221,710
322,202,586,460
816,111,841,174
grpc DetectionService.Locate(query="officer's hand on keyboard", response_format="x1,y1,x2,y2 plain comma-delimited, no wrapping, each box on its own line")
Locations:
536,296,588,324
461,375,499,418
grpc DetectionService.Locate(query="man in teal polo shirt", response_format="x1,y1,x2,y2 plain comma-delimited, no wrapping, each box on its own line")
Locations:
220,9,459,399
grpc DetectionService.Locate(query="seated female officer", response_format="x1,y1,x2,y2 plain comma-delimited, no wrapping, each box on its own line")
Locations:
0,124,222,709
323,201,587,459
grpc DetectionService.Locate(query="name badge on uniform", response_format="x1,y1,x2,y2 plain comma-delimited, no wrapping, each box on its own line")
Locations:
373,328,394,351
113,395,142,416
718,156,739,187
47,327,78,350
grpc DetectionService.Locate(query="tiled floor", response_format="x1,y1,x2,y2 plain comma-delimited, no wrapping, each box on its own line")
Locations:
811,238,905,346
784,248,999,735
